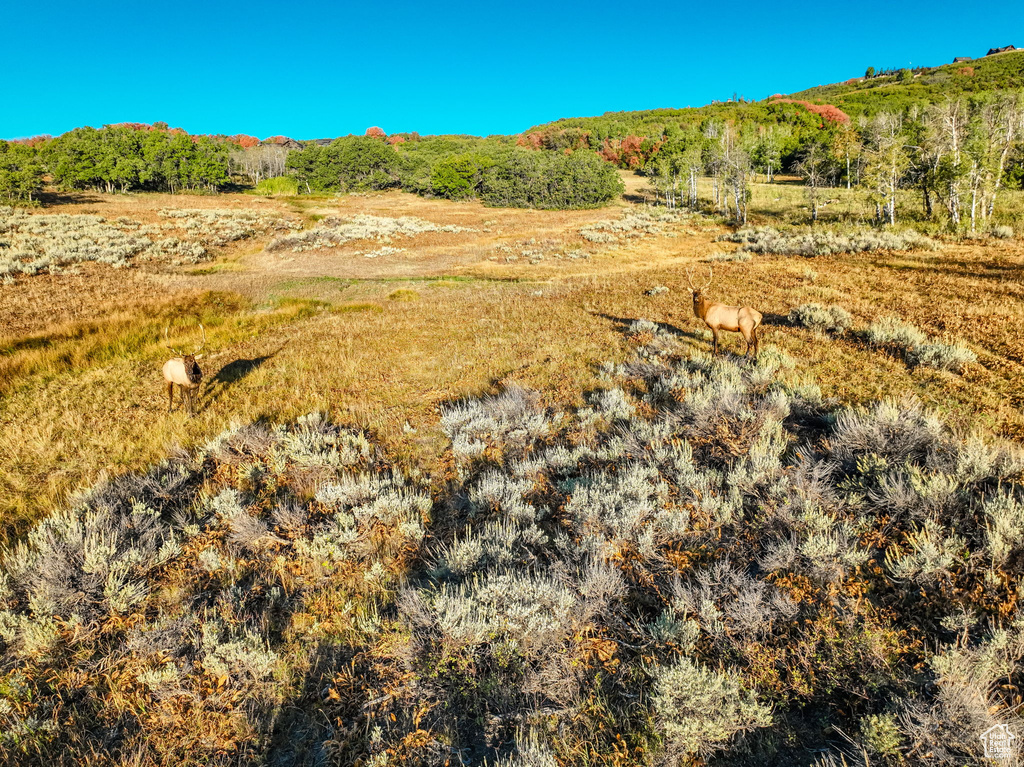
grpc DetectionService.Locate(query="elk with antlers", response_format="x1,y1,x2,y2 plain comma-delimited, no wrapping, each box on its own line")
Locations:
163,322,206,415
686,265,763,358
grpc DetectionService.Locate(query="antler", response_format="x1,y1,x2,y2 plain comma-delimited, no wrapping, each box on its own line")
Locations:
164,324,184,356
702,265,714,291
194,322,206,355
685,267,696,290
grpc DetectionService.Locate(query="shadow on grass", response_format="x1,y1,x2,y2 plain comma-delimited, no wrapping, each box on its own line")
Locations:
35,191,104,206
595,312,703,342
202,345,285,406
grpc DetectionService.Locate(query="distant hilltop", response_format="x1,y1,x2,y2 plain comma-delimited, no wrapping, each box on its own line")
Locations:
953,45,1016,63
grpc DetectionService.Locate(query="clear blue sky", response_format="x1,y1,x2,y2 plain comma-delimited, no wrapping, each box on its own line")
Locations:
3,0,1022,140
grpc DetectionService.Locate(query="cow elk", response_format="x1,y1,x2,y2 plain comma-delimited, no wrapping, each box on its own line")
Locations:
163,322,206,415
686,266,763,358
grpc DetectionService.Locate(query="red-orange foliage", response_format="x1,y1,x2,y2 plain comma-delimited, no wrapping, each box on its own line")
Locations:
386,135,407,145
365,126,386,138
263,136,291,145
227,134,261,148
620,135,647,168
517,132,544,149
10,135,51,147
598,139,620,165
598,134,661,168
958,66,975,77
770,98,850,124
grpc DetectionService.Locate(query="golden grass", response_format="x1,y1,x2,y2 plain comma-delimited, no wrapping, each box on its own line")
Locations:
2,177,1023,540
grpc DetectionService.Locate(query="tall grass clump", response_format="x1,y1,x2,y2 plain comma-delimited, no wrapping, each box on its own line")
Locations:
252,176,299,195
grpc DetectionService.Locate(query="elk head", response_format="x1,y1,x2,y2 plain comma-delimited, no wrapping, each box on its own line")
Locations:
163,322,206,415
686,265,714,319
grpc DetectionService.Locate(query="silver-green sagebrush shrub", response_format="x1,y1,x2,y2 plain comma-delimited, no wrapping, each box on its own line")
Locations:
788,303,853,335
863,317,976,374
720,226,936,257
442,386,551,460
864,316,929,348
905,341,977,372
652,657,772,762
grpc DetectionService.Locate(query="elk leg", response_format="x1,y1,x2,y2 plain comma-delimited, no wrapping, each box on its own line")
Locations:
711,328,720,355
752,327,760,359
167,382,175,412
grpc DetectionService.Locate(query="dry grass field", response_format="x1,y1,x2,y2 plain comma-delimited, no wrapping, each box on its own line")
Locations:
2,172,1023,540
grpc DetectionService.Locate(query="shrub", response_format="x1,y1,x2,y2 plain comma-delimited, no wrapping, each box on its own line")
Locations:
286,135,402,193
991,225,1014,239
652,657,772,761
441,385,551,460
859,713,902,757
5,306,1024,766
388,289,419,301
478,148,623,209
864,318,976,374
788,303,853,334
720,226,936,257
253,176,299,195
267,213,474,253
906,341,977,372
0,205,298,277
864,316,928,348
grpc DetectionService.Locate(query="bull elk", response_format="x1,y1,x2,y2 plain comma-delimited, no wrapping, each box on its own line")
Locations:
686,265,763,358
163,322,206,415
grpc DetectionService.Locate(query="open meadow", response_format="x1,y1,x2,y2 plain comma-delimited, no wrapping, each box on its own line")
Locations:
2,173,1024,766
3,173,1023,539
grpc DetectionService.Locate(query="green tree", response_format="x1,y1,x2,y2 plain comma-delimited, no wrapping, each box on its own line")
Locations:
431,154,487,199
865,66,876,78
0,141,44,204
287,137,401,193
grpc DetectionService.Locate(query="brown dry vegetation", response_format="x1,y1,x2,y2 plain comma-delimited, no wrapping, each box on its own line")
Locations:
2,173,1023,540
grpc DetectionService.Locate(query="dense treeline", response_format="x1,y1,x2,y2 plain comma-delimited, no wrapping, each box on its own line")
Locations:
44,126,230,193
284,135,625,209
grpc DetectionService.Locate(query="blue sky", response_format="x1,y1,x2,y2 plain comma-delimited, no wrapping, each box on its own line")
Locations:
3,0,1022,140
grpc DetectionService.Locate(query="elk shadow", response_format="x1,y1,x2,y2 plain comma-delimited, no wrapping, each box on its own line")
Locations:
202,345,286,405
759,311,792,328
594,312,704,342
262,641,358,766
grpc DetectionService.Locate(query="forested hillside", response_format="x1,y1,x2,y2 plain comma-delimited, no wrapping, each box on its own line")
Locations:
2,50,1023,226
